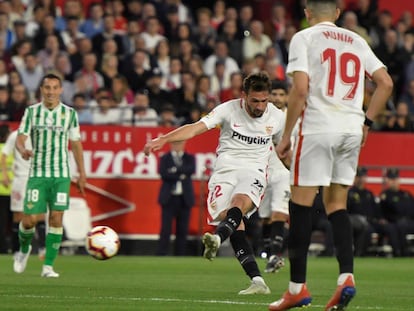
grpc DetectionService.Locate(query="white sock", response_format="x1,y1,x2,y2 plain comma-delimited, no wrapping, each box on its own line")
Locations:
338,273,354,285
289,281,304,295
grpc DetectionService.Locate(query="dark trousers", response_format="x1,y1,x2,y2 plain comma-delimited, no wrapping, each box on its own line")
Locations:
0,196,11,253
157,195,191,256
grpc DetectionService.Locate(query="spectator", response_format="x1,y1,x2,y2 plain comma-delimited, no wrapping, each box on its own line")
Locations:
152,38,171,77
109,0,127,35
80,2,104,39
10,39,33,70
25,4,47,39
60,16,85,55
352,0,378,33
398,78,414,115
0,12,14,52
158,103,178,127
193,7,216,60
91,14,124,57
162,5,180,51
122,48,152,93
55,0,84,32
162,56,182,91
37,34,63,72
122,89,158,127
195,74,215,111
33,14,65,51
121,19,141,56
146,67,171,114
17,53,44,101
12,19,29,43
171,71,197,121
382,101,414,132
91,95,121,125
276,24,297,66
186,55,204,79
100,54,120,89
73,52,104,99
238,4,253,37
210,59,230,96
124,0,143,22
342,10,372,45
203,39,239,78
347,167,377,256
217,18,243,67
210,0,226,30
263,2,289,42
369,9,393,49
374,29,411,100
140,16,166,55
69,37,93,76
111,74,134,108
219,71,243,102
72,93,93,124
380,168,414,256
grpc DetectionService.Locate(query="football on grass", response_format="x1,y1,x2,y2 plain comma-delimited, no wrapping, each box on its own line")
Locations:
86,226,120,260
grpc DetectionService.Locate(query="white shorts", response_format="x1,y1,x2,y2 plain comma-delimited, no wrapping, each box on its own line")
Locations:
291,133,362,186
10,175,28,212
259,167,290,218
206,168,267,225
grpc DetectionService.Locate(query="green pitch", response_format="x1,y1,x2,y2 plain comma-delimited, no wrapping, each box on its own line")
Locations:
0,255,412,310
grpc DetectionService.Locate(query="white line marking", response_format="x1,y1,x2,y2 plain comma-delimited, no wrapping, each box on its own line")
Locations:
0,294,393,309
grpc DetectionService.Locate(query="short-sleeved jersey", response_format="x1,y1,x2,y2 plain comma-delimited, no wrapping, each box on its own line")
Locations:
18,102,81,178
287,22,385,135
2,130,31,177
200,98,285,172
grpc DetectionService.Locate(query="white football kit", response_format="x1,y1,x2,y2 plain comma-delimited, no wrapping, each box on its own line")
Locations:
1,130,31,212
287,22,385,186
201,98,285,225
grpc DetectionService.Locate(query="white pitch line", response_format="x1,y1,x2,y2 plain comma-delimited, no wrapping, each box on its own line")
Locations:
1,294,395,310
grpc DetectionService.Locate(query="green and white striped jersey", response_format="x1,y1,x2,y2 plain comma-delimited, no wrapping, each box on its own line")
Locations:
18,102,81,178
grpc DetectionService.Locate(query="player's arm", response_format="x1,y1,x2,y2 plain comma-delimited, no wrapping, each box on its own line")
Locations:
70,139,87,196
15,134,33,160
362,68,393,146
0,153,10,187
144,121,208,156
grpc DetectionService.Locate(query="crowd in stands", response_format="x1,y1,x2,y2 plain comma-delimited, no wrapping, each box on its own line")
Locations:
0,0,413,131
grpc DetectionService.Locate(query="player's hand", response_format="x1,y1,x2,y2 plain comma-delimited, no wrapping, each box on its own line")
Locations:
144,137,166,156
276,136,291,160
76,175,87,196
21,149,33,160
1,175,10,188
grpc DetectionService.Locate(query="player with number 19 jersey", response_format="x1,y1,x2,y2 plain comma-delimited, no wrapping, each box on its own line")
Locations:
287,21,385,134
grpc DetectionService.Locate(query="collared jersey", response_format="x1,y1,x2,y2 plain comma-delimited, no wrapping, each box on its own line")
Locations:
18,102,81,178
287,22,385,135
2,130,31,177
200,98,285,172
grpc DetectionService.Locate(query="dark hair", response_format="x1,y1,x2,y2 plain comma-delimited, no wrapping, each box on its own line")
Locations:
243,72,271,94
271,79,288,92
41,73,62,87
307,0,337,4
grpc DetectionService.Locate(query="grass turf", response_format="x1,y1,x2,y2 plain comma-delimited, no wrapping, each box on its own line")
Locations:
0,254,412,310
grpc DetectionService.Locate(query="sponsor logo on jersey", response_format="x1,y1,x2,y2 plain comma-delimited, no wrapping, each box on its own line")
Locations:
231,131,270,145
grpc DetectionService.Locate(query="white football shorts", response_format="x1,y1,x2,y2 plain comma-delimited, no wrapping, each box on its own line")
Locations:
206,167,267,225
259,167,290,218
291,133,362,186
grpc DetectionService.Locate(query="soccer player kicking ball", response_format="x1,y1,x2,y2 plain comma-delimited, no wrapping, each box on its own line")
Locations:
13,73,86,278
145,72,286,294
268,0,393,310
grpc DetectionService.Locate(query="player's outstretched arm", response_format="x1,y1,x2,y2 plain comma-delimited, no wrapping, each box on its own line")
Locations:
144,121,208,155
